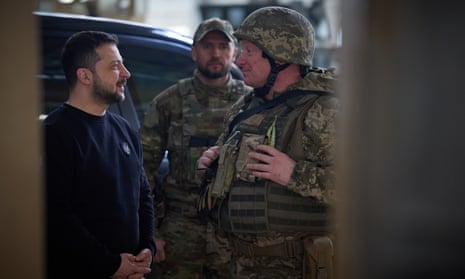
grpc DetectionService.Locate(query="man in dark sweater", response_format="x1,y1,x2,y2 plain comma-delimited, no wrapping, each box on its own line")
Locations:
43,31,155,278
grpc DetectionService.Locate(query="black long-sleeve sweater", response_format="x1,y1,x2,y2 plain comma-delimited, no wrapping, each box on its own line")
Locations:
44,104,155,278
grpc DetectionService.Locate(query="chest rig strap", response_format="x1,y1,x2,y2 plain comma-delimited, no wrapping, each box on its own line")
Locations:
228,90,328,134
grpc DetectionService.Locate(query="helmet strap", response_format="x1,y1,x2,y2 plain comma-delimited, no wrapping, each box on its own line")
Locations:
300,65,311,78
254,53,289,98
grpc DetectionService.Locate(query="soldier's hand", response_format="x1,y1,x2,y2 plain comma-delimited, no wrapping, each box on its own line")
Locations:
153,239,166,263
246,144,296,186
197,146,220,175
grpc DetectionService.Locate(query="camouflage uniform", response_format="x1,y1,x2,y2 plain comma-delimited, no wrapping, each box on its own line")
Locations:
199,7,338,279
141,71,252,279
218,70,337,279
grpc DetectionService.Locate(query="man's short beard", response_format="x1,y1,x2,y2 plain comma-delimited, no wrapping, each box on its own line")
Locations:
92,78,125,105
197,66,229,79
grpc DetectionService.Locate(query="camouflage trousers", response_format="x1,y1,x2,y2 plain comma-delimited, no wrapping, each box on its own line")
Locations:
153,210,233,279
206,223,233,279
233,254,304,279
154,209,206,279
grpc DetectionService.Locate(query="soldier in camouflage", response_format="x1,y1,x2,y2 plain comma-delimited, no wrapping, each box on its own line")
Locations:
140,17,253,279
197,7,338,279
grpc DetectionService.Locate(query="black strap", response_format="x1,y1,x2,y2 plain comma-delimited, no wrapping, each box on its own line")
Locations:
228,90,328,133
189,135,218,147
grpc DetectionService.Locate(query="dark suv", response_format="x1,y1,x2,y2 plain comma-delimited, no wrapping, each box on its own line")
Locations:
36,11,243,130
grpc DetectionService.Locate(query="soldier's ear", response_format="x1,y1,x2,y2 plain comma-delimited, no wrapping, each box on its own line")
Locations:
233,46,238,60
191,46,198,63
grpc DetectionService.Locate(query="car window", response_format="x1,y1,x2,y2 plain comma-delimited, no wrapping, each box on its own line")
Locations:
39,32,69,115
116,35,194,121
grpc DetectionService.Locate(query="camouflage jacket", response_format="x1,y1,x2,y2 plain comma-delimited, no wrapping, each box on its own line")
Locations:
211,68,338,241
140,73,252,215
219,68,338,205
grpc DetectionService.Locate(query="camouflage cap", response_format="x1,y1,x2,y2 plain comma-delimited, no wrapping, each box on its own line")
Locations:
193,17,237,45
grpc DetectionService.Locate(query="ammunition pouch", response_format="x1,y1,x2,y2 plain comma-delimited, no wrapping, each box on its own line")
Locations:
196,160,218,221
210,131,242,199
197,142,237,221
235,133,267,182
303,236,334,279
211,143,238,199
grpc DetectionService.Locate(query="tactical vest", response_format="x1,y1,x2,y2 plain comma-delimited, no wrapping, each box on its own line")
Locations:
219,92,334,234
176,77,247,183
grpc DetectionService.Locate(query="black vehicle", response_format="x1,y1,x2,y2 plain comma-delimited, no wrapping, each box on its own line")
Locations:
36,11,243,130
36,11,245,177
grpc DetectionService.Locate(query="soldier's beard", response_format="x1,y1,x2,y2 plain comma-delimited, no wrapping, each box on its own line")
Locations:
198,63,229,79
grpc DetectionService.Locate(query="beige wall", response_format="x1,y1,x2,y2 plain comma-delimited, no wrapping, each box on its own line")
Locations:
0,1,43,278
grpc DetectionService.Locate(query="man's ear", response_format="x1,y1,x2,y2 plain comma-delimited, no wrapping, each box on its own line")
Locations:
191,46,198,63
233,46,239,60
76,68,92,85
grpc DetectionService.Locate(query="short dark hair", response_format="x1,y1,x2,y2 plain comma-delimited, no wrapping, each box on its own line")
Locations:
61,31,119,87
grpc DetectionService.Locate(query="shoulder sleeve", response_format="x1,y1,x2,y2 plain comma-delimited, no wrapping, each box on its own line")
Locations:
287,95,338,204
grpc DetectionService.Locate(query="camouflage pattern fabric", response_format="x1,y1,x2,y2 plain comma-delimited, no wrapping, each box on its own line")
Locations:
152,210,206,278
206,223,234,279
284,68,338,203
193,17,237,45
234,6,315,66
140,73,252,278
212,68,338,278
235,254,303,279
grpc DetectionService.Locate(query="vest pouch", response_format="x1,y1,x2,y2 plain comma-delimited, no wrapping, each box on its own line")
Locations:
235,133,266,182
303,236,334,279
211,140,239,199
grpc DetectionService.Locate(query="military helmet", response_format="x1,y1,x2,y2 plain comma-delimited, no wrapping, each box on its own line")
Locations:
234,6,315,66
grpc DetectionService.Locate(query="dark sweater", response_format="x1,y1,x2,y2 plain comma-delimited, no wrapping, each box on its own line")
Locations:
44,104,155,278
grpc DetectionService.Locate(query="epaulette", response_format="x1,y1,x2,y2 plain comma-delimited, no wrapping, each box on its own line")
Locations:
177,77,194,97
306,67,338,94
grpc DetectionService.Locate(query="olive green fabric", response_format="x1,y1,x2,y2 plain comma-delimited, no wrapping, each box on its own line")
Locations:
140,73,252,278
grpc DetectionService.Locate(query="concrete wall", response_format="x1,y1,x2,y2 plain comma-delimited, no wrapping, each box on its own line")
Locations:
145,0,201,37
